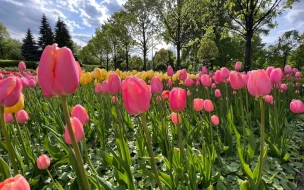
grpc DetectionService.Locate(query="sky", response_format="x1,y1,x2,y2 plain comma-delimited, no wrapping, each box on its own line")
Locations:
1,0,304,58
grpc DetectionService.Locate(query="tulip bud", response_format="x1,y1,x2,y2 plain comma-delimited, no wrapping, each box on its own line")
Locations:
37,154,50,170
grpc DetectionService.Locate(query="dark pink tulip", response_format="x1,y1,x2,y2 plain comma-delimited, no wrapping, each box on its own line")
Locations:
214,70,223,83
101,81,110,93
64,117,84,144
203,99,214,112
193,98,204,111
202,66,208,74
167,66,174,76
201,74,212,87
234,61,241,71
122,76,151,115
169,87,186,111
108,73,121,94
211,115,219,125
247,70,271,97
184,78,193,87
290,100,304,113
179,69,187,81
71,104,89,125
284,65,292,74
0,77,22,107
280,83,287,91
295,71,302,78
168,79,173,87
215,89,221,98
151,76,163,93
270,68,283,83
21,77,29,88
220,67,229,80
266,66,275,77
161,90,170,100
16,110,29,123
229,71,246,90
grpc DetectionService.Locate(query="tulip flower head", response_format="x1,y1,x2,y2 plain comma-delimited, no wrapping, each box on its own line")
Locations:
229,71,246,90
0,77,22,107
203,99,214,112
37,154,50,170
264,95,273,104
170,112,182,125
4,93,24,114
161,90,170,100
64,117,84,144
71,104,89,125
215,89,221,98
270,68,283,83
247,70,271,97
284,65,292,74
111,96,118,104
0,174,30,190
169,87,186,111
184,78,193,87
290,100,304,113
211,115,220,126
4,113,13,123
234,61,241,71
95,83,102,94
150,76,163,93
16,110,29,123
18,61,26,72
167,66,174,76
193,98,204,111
38,44,80,97
201,74,212,87
179,69,187,81
108,73,121,94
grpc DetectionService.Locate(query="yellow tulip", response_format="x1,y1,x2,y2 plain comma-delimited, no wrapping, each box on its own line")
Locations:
4,94,24,114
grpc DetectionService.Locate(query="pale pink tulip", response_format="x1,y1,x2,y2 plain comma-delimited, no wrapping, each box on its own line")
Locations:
193,98,204,111
71,104,89,125
64,117,84,144
247,70,271,97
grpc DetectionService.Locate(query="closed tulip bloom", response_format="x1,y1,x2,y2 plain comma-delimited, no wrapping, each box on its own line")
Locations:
229,71,246,90
28,79,36,87
95,83,102,94
156,96,162,102
122,76,151,115
111,96,118,104
215,89,221,98
151,76,163,93
220,67,230,80
4,113,13,123
187,89,191,96
270,68,283,83
203,99,214,112
16,110,29,123
21,77,29,88
284,65,292,74
193,98,204,111
201,74,212,87
170,112,182,125
37,154,50,170
169,87,186,111
295,71,302,78
202,66,208,74
266,66,275,77
18,61,26,71
293,68,298,74
108,73,121,94
234,61,241,71
161,90,170,100
0,77,22,107
214,70,223,83
211,115,220,125
38,44,80,97
179,69,187,81
100,81,110,93
64,117,84,144
211,83,216,89
241,74,249,84
71,104,89,125
4,94,24,114
280,83,287,91
184,78,193,87
168,79,173,87
247,70,271,97
290,100,304,113
0,174,30,190
167,66,174,76
264,95,273,104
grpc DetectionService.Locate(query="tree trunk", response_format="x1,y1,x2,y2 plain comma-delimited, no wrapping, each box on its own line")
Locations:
126,45,129,71
244,31,253,72
283,54,287,68
106,54,109,71
142,23,147,71
176,42,181,69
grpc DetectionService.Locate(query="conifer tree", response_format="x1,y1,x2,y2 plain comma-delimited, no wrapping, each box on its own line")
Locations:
21,28,39,61
54,18,74,52
38,14,54,55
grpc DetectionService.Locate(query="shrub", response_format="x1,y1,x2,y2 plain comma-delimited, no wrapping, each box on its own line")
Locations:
0,60,38,69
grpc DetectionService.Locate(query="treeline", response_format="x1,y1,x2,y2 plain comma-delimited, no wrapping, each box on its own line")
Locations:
0,14,78,62
78,0,303,71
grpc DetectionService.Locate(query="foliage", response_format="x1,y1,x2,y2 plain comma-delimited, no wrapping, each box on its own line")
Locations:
54,18,74,52
197,37,219,63
38,14,54,56
0,59,38,69
21,28,39,61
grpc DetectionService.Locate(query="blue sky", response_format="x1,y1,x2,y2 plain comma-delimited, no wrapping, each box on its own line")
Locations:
1,0,304,57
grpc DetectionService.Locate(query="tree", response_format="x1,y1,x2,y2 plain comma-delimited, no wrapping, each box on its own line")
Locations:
153,48,175,69
0,22,10,59
225,0,298,71
6,39,23,60
197,37,219,68
38,14,54,55
54,18,74,52
21,28,39,61
124,0,157,71
154,0,204,69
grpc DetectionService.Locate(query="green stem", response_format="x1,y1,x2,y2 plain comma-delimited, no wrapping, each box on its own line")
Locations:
46,168,59,189
0,107,18,174
257,97,266,186
287,114,298,145
140,113,163,190
61,96,90,190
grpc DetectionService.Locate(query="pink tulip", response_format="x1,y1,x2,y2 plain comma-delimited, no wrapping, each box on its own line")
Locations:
108,73,121,94
0,73,3,80
296,82,300,87
203,99,214,112
234,61,241,71
95,83,102,94
64,117,84,144
161,90,170,100
71,104,89,125
167,66,174,76
184,78,193,87
290,100,304,113
214,70,223,83
4,113,13,123
37,154,50,170
0,174,30,190
193,98,204,111
247,70,271,97
280,83,287,91
201,74,212,87
38,44,80,97
18,61,26,71
101,81,110,93
241,74,249,84
264,95,273,104
16,110,29,123
21,77,29,88
202,66,208,74
156,96,162,102
295,90,300,94
229,71,246,90
169,88,186,111
211,115,219,125
0,77,22,107
266,66,275,77
111,96,118,104
293,68,298,74
211,83,216,89
170,112,182,125
187,89,191,96
284,65,292,74
122,76,151,115
151,76,163,93
220,67,229,80
295,71,302,78
28,79,36,87
168,79,173,87
215,89,221,98
179,69,187,81
270,68,283,83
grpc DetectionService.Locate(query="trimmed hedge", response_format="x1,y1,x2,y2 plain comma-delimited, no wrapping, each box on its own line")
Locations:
0,60,39,70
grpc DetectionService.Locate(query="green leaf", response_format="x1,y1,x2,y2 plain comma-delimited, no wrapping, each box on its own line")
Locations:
0,158,10,181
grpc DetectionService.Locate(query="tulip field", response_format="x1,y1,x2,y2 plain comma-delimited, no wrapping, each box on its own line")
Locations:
1,45,304,190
